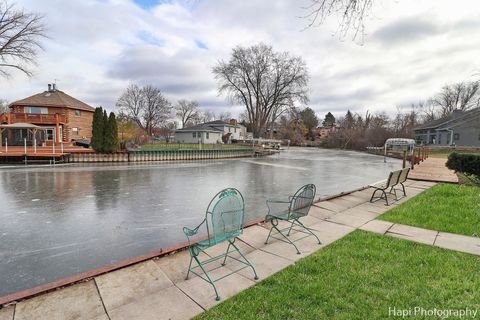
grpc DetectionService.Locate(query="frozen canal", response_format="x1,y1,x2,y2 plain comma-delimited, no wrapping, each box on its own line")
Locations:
0,148,401,297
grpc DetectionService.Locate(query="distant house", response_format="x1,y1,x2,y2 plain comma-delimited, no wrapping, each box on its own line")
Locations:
175,120,247,144
0,84,95,146
316,125,338,138
414,108,480,146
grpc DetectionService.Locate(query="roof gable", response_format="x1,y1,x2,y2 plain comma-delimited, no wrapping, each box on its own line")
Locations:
10,90,95,112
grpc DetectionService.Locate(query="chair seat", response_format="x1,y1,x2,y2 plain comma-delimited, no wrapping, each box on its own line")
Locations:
267,210,305,221
195,231,242,248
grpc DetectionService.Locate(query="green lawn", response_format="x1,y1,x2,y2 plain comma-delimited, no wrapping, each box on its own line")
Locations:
140,143,251,151
196,231,480,320
379,184,480,237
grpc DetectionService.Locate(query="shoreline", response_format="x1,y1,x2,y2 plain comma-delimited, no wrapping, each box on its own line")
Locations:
0,184,371,307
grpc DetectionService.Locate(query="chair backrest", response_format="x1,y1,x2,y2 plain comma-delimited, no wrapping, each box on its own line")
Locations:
289,184,316,218
386,170,402,188
205,188,245,246
398,168,410,184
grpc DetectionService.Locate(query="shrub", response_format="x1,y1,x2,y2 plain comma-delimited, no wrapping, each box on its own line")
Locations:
446,152,480,178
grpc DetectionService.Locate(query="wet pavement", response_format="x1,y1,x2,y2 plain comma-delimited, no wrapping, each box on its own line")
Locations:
0,147,401,297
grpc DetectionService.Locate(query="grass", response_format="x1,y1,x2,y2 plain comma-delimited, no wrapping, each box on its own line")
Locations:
140,143,251,151
379,184,480,237
196,231,480,320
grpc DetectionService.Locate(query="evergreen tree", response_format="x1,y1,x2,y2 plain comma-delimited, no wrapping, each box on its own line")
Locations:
91,107,105,151
322,112,336,127
104,112,119,152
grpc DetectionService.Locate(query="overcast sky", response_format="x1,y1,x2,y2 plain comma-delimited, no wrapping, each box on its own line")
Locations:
2,0,480,120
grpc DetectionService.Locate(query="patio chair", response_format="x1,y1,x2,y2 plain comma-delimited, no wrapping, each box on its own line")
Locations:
183,188,258,301
369,169,402,206
264,184,321,254
391,167,410,197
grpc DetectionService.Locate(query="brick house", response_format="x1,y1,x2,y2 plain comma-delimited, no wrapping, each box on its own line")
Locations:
0,84,94,146
316,125,338,138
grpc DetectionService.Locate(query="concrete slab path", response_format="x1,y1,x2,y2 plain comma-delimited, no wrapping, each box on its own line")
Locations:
0,180,449,320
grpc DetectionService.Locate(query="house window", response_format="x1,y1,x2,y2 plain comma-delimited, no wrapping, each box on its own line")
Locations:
206,132,209,139
234,127,237,133
72,127,79,135
75,110,81,116
192,132,196,138
437,134,441,145
24,106,48,114
454,133,460,141
228,127,231,133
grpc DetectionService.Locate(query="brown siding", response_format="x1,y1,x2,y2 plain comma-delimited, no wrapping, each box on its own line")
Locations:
64,108,93,142
11,105,66,115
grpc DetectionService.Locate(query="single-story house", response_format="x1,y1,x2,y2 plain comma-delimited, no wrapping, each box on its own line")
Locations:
175,119,247,144
414,108,480,146
175,123,223,144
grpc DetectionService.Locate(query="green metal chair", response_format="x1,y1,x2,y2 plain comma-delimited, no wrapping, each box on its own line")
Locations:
264,184,321,254
183,188,258,301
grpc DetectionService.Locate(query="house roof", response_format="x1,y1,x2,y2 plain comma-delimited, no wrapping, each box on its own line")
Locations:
10,89,95,112
204,120,244,128
414,108,480,131
175,123,224,133
0,123,43,129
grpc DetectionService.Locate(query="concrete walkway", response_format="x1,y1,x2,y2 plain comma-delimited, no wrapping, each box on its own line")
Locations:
409,157,458,183
0,179,447,320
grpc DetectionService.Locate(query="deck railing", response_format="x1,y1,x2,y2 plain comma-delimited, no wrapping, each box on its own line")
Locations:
0,113,66,124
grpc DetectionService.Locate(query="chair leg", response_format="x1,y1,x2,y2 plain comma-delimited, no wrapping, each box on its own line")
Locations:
401,183,406,196
230,239,259,280
265,216,275,244
193,255,221,301
185,254,193,280
287,220,295,236
221,241,232,266
273,220,301,254
295,219,321,244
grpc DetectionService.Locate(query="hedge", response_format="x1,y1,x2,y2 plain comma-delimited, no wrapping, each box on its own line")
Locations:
446,152,480,177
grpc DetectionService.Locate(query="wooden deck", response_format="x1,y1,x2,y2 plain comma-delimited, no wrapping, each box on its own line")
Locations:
409,157,458,183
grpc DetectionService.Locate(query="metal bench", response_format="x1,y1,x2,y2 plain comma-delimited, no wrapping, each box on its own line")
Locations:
183,188,258,301
392,167,410,198
369,169,403,205
264,184,321,254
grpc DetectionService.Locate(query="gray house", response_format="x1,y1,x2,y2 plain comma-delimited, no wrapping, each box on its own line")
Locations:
175,120,247,144
175,123,223,144
414,108,480,146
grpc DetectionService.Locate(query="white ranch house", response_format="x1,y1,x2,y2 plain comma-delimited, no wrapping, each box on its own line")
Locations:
175,120,247,144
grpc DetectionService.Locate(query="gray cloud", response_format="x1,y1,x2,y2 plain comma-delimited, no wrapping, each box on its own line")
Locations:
373,16,444,45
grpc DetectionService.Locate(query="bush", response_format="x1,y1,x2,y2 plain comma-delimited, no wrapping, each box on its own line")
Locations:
446,152,480,177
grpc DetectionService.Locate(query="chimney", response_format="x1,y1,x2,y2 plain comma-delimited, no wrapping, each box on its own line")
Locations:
229,119,237,126
52,83,56,91
48,84,52,91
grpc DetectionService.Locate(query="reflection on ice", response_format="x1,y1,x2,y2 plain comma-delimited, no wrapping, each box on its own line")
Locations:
0,147,400,297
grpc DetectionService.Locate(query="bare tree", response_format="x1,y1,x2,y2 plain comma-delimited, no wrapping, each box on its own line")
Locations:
200,110,215,123
304,0,374,40
218,111,232,121
0,1,46,77
0,98,8,113
116,84,172,136
432,81,480,117
175,99,200,128
213,43,309,138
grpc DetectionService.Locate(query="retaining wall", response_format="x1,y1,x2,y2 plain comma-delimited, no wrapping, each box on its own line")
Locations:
67,149,254,162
